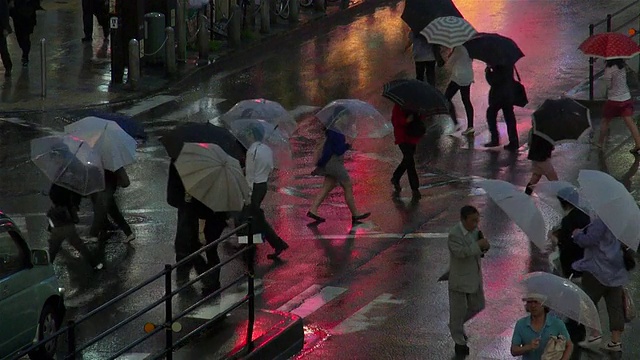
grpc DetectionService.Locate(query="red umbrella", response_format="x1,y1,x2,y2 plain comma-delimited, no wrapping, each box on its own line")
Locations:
579,32,640,59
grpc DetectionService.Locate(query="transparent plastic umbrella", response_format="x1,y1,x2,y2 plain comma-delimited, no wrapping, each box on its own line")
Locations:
217,99,297,136
478,179,547,249
578,169,640,250
228,119,293,169
30,135,105,196
174,143,250,212
520,272,602,332
314,99,392,139
64,116,137,171
534,181,592,216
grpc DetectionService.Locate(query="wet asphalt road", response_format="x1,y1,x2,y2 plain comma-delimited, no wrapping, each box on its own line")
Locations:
2,0,640,359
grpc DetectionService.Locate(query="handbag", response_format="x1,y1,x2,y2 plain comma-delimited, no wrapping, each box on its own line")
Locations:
513,67,529,108
541,335,566,360
623,287,636,323
622,245,636,271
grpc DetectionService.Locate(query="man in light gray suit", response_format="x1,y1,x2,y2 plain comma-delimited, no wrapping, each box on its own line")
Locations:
448,205,490,356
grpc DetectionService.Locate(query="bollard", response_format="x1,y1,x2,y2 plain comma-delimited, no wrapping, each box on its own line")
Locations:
197,14,210,66
128,39,140,89
289,0,299,23
165,27,177,76
40,38,46,98
260,0,271,33
176,0,187,62
228,5,242,48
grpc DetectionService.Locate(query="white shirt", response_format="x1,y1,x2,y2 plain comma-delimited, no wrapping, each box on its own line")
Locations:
604,65,631,101
448,46,474,86
410,32,435,62
245,142,274,189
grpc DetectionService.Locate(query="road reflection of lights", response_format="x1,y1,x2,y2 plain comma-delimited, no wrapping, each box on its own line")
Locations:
294,325,331,359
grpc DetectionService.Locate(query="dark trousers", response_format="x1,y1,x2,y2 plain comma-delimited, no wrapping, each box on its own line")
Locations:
48,224,97,267
201,212,227,290
174,205,209,282
251,182,287,251
90,190,132,239
415,60,436,86
10,15,35,61
392,143,419,191
486,102,518,145
444,81,474,128
0,35,11,72
82,0,109,38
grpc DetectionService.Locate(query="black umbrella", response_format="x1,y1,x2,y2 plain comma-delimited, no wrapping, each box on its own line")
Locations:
159,122,245,161
382,79,450,116
401,0,463,34
532,98,592,144
463,33,524,66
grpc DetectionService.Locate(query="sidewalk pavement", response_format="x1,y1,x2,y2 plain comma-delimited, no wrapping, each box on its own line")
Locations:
0,0,369,114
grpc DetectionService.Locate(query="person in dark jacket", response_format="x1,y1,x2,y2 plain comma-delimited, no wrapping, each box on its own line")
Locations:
47,183,103,270
89,167,135,242
307,106,371,224
0,0,12,77
525,133,558,195
484,64,519,150
390,104,423,200
81,0,108,42
8,0,37,66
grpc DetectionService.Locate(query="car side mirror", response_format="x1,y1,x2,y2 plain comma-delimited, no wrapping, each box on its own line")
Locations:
32,249,50,266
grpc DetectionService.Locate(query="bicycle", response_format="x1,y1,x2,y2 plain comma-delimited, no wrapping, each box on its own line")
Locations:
273,0,313,20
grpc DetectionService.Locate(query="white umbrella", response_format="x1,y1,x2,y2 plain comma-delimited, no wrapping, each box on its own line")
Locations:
520,272,601,332
228,118,293,169
478,179,547,249
578,169,640,250
174,142,250,212
64,116,137,171
217,99,297,136
421,16,477,48
534,181,592,216
315,99,392,139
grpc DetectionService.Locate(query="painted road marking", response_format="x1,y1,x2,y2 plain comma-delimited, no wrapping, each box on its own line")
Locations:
277,285,323,312
117,95,178,117
289,286,348,318
188,280,265,320
156,97,228,123
80,352,151,360
332,293,405,335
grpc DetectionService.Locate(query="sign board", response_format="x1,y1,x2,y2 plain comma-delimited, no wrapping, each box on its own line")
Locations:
139,39,145,58
109,0,116,14
110,17,118,29
171,9,176,27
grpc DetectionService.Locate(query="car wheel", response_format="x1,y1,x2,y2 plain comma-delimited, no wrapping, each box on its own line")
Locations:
28,304,59,360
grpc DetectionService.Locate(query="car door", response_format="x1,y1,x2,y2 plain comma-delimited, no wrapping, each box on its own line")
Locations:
0,228,35,357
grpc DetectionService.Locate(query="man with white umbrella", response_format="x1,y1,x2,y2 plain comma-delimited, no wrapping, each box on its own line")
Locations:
447,205,490,356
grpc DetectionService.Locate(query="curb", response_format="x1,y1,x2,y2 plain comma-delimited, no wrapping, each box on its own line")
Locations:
3,0,378,117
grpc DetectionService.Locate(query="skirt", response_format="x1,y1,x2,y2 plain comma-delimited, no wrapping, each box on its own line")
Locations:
603,99,634,119
312,155,351,184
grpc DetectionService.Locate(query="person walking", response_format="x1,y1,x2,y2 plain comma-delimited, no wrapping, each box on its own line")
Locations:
404,30,437,85
89,167,136,243
510,294,573,360
447,205,489,356
390,104,423,200
81,0,109,42
0,0,12,77
572,217,629,351
442,46,475,135
47,183,103,270
245,125,289,259
307,106,371,224
8,0,37,66
524,132,558,195
484,64,519,151
598,58,640,154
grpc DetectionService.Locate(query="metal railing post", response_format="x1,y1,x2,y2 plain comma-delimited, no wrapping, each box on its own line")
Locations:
165,27,177,76
128,39,140,89
176,0,187,62
245,217,255,351
66,320,76,360
588,24,595,101
197,14,210,66
260,0,271,33
164,264,174,360
289,0,299,23
40,38,46,98
606,14,612,32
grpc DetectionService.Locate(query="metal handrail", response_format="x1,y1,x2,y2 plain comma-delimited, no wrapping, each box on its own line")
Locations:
587,1,640,100
8,220,255,360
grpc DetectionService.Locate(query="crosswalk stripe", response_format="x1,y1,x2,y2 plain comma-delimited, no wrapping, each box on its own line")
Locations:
187,280,265,320
332,293,405,335
117,95,178,117
80,352,151,360
288,286,348,318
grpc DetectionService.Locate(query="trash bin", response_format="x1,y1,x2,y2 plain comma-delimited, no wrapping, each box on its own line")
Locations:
144,12,166,65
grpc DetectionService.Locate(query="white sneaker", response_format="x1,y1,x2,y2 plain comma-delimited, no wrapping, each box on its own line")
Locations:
604,341,622,352
579,335,602,348
125,232,136,243
461,127,475,136
94,263,104,270
86,236,99,243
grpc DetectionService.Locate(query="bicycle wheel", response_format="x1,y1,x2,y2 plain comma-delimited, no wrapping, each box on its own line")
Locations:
274,0,290,19
299,0,313,7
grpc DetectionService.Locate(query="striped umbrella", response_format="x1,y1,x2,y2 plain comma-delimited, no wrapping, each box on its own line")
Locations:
421,16,477,48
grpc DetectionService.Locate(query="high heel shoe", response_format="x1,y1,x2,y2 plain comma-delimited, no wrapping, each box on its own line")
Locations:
351,212,371,223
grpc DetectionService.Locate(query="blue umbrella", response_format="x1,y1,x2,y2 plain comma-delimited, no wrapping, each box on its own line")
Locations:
85,110,147,140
